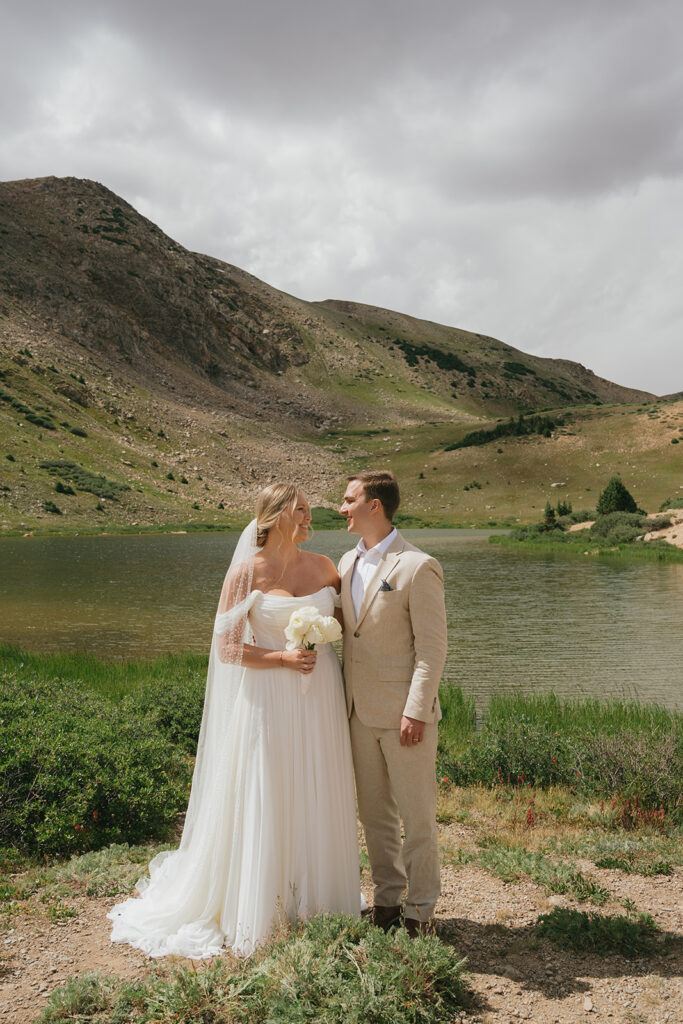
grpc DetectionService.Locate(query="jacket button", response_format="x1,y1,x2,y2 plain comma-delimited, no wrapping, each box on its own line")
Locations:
353,631,360,638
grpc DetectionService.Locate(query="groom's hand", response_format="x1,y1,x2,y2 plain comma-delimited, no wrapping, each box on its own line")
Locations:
400,716,425,746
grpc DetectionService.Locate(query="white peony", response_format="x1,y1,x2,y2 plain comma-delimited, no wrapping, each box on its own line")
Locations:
284,607,342,650
319,615,342,643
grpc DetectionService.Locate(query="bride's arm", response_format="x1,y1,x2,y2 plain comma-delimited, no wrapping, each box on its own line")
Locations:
217,630,317,675
240,642,317,674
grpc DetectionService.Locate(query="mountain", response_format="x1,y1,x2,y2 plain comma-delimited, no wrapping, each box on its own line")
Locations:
1,175,679,535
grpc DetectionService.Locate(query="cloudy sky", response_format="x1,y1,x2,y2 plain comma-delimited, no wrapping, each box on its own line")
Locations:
3,0,682,394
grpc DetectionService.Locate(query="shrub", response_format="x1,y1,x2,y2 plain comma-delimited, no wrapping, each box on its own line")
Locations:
123,675,206,754
42,500,62,515
445,413,564,451
39,460,130,501
596,476,638,515
38,916,469,1024
643,515,672,532
0,675,190,857
54,480,75,495
590,511,644,545
69,426,87,438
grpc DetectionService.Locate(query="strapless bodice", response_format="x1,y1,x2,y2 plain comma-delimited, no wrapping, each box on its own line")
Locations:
249,585,338,649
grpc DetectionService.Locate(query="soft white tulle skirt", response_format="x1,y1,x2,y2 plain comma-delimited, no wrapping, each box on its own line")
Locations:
108,645,360,958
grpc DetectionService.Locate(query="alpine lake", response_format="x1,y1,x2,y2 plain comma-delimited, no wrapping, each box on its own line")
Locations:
1,529,681,711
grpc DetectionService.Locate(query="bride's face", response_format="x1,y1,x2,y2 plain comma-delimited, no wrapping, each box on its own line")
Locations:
279,491,312,544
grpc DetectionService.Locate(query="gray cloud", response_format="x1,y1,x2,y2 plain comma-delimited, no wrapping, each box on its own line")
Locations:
2,0,682,393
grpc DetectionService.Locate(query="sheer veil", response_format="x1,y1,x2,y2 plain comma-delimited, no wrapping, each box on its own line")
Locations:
182,518,259,849
107,519,261,959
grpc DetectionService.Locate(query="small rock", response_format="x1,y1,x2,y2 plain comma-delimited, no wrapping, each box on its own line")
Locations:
584,995,594,1012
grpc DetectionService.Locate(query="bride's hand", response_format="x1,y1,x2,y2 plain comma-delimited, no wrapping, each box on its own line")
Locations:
282,648,317,674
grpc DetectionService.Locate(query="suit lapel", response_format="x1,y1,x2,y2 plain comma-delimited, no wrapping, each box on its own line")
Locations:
355,532,405,628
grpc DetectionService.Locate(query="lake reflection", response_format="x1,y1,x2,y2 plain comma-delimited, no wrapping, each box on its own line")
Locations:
1,529,681,709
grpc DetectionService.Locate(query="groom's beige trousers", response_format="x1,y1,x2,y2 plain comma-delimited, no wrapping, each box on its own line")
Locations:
349,710,440,922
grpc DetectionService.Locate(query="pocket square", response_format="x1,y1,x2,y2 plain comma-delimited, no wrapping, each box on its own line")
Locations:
379,579,393,591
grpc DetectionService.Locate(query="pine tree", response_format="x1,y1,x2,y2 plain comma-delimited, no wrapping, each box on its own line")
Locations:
596,476,638,515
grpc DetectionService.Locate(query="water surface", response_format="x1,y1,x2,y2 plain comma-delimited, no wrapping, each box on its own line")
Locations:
1,530,681,709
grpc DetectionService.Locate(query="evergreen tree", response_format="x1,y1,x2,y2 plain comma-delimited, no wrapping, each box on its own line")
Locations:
543,501,556,527
596,476,638,515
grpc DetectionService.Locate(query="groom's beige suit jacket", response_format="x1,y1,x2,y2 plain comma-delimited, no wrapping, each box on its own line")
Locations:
339,531,447,727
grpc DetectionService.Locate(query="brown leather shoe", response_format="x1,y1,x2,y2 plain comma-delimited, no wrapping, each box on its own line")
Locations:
370,905,402,931
405,917,435,938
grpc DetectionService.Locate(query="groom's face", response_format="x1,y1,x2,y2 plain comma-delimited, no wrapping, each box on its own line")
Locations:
339,480,374,535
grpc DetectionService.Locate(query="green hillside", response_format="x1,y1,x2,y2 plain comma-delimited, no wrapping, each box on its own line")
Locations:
0,175,679,536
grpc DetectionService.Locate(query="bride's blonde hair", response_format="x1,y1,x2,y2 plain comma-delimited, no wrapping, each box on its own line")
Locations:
255,482,302,548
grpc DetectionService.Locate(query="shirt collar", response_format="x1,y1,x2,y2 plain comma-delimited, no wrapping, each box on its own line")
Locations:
356,527,398,561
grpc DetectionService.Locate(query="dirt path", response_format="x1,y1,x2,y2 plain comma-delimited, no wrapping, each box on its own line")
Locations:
1,825,681,1023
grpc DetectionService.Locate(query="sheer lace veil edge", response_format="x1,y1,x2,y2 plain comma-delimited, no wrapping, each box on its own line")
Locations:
180,518,259,850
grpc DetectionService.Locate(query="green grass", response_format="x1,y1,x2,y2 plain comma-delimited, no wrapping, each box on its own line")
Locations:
438,688,683,819
37,916,470,1024
543,831,683,876
535,907,660,956
0,643,206,700
490,532,683,562
472,838,610,903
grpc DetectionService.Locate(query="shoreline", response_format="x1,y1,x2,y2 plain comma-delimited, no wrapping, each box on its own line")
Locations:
0,520,511,539
489,533,683,562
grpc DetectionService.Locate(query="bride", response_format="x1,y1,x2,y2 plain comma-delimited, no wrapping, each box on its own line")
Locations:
108,483,360,958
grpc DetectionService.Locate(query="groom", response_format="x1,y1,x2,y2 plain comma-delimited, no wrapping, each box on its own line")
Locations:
338,470,447,936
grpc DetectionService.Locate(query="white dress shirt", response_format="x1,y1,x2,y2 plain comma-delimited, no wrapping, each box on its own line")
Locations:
351,527,398,619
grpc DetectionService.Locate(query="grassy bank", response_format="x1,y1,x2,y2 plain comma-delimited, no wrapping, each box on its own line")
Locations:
1,646,681,865
490,532,683,561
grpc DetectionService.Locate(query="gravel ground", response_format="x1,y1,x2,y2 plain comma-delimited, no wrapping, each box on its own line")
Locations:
1,822,681,1024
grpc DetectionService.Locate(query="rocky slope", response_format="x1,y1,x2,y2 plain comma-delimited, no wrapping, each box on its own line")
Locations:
1,175,673,534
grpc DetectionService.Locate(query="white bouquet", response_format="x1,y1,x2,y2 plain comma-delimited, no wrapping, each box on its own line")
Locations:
285,606,342,649
284,606,342,694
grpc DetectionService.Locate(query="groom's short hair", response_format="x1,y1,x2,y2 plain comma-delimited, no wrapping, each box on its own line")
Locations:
348,470,400,521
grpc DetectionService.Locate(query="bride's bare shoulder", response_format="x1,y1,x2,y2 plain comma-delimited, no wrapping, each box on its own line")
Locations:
302,551,341,590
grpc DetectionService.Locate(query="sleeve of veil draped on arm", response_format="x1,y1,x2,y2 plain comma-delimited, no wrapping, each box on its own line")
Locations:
214,560,258,664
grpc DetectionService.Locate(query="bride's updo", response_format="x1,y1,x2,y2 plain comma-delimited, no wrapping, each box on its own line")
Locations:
255,482,300,547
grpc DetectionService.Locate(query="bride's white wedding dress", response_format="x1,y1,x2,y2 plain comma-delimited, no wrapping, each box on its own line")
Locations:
108,585,360,958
